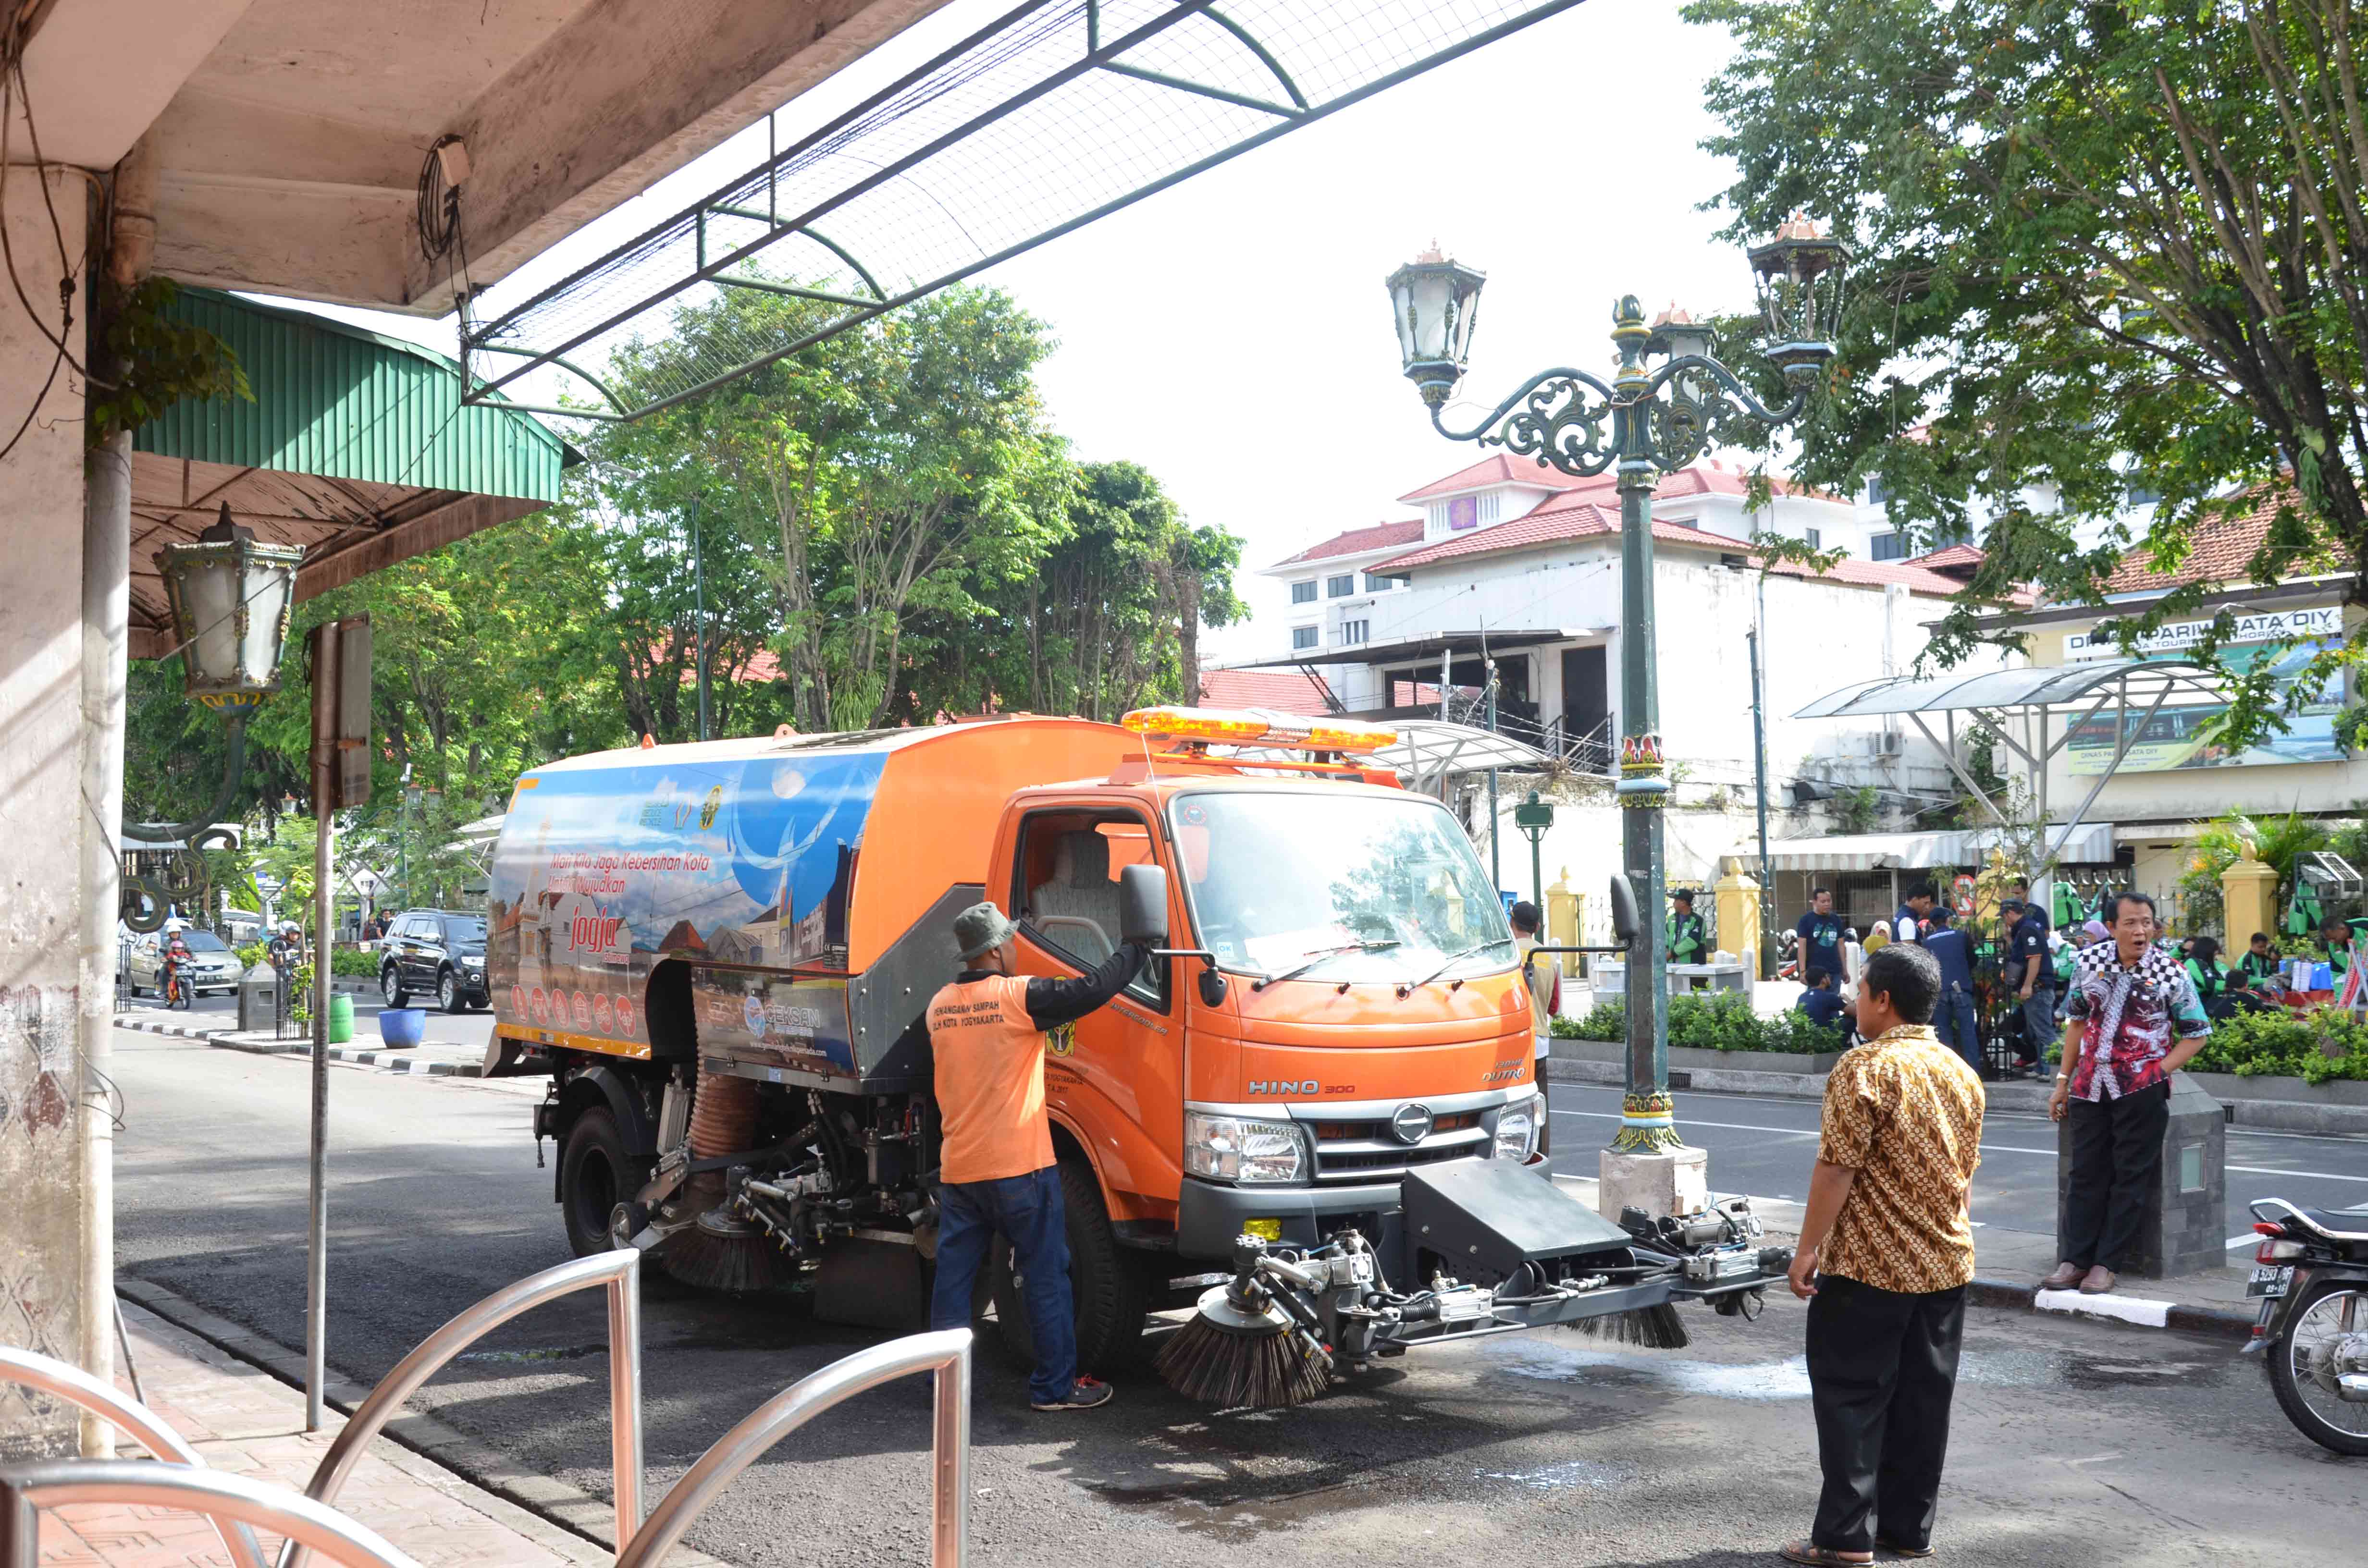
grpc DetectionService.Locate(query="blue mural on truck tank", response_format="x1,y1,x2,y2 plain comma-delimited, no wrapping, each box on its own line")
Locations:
488,749,883,1059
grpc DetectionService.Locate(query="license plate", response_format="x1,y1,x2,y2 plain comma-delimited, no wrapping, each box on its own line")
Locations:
2246,1263,2293,1298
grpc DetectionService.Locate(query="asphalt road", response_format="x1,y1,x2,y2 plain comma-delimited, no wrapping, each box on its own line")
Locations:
1544,1083,2368,1254
109,1029,2367,1568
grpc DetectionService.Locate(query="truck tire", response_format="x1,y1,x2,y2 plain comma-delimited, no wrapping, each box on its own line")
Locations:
989,1159,1147,1374
559,1108,652,1260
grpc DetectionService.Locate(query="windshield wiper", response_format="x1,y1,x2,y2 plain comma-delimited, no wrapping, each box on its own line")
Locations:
1253,940,1400,990
1399,938,1514,995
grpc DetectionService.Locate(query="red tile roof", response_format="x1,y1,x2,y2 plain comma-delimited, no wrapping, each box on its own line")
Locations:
1398,453,1610,503
1272,518,1425,567
1906,543,1985,581
2101,487,2310,594
1372,492,1971,597
1199,668,1337,715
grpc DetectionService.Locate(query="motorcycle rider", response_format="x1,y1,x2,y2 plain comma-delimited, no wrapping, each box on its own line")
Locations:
161,925,194,1006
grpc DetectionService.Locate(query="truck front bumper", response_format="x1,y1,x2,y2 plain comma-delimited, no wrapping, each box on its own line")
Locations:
1176,1175,1405,1261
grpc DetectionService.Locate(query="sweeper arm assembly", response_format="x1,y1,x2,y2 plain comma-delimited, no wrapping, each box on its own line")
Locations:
1157,1161,1789,1408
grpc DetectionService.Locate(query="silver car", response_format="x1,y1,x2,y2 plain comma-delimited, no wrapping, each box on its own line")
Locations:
125,929,241,997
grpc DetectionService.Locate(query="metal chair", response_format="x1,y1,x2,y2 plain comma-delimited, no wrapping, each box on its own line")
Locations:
0,1461,417,1568
0,1345,266,1568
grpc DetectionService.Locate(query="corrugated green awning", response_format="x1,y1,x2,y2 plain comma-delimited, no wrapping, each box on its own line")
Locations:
128,288,577,659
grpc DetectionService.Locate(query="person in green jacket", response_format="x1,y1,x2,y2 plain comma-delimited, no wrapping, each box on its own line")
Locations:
2238,931,2283,990
2184,935,2241,1020
1667,889,1710,966
2321,918,2357,978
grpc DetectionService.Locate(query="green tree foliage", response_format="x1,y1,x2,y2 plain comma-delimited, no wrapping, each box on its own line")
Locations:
1689,0,2368,744
125,277,1239,902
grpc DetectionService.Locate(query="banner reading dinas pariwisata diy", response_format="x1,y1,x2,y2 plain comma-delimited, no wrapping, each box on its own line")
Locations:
2063,607,2345,775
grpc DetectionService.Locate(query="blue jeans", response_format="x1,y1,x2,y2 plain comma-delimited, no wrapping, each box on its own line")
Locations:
1936,987,1980,1071
929,1165,1077,1405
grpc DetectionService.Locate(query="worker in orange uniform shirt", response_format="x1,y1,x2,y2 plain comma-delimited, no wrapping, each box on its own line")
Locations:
925,900,1146,1411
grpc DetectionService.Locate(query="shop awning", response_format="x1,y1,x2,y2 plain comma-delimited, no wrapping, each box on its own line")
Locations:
1734,822,2119,874
129,289,577,659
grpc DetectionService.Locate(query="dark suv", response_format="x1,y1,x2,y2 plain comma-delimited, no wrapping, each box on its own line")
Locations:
380,909,490,1013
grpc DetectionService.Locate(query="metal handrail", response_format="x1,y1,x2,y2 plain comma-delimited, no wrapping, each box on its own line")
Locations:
280,1249,643,1568
0,1460,419,1568
614,1328,972,1568
0,1346,267,1568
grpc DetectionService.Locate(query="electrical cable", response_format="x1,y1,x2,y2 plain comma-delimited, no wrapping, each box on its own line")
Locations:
418,135,463,266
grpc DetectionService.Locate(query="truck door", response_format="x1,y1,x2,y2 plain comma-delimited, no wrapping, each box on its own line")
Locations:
1009,806,1180,1208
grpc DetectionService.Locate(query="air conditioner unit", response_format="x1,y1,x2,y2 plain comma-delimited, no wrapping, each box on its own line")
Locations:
1874,730,1903,757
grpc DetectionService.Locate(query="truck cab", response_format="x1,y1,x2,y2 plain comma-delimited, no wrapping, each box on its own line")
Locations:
493,708,1540,1371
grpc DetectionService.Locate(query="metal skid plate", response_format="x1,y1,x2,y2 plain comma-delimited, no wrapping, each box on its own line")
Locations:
1401,1161,1632,1282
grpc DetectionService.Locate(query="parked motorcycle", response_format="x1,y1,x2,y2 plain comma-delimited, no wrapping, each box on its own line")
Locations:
2245,1196,2368,1456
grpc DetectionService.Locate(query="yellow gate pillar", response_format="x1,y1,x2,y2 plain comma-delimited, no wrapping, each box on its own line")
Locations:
1545,866,1582,948
1715,863,1762,968
2222,856,2279,946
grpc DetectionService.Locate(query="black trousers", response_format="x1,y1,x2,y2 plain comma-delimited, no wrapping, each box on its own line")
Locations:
2061,1078,2169,1272
1806,1275,1967,1554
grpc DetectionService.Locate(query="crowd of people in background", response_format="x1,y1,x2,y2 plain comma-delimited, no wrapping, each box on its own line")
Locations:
1788,877,2367,1078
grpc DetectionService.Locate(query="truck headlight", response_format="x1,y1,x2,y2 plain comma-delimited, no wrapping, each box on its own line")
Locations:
1492,1096,1540,1162
1184,1112,1307,1184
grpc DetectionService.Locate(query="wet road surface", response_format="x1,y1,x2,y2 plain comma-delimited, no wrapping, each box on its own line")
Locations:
113,1030,2363,1568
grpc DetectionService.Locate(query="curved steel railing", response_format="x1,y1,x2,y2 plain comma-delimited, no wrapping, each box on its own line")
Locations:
282,1248,643,1568
613,1327,972,1568
0,1345,267,1568
0,1461,418,1568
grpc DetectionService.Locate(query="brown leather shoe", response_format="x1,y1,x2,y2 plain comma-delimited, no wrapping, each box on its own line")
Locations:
2040,1262,2083,1290
2078,1265,2116,1295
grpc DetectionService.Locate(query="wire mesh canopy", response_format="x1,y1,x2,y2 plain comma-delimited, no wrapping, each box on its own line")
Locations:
459,0,1590,420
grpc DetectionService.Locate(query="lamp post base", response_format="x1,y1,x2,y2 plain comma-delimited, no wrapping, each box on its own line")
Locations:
1598,1144,1708,1224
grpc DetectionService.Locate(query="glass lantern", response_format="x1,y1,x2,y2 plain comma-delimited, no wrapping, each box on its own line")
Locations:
1748,212,1849,376
156,504,305,712
1385,246,1486,406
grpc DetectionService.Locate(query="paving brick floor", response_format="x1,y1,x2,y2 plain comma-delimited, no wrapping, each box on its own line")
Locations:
32,1304,609,1568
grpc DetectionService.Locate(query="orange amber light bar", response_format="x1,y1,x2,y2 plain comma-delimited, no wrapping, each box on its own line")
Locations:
1121,706,1274,744
1120,707,1397,754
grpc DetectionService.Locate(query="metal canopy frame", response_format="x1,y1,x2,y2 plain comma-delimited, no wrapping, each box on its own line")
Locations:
459,0,1592,421
1793,657,2227,874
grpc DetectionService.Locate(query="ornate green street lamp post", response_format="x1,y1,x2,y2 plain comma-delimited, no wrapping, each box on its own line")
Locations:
1386,221,1844,1183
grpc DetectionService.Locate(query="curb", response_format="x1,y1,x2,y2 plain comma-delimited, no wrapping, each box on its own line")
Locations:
112,1016,483,1074
1965,1274,2255,1337
116,1277,727,1568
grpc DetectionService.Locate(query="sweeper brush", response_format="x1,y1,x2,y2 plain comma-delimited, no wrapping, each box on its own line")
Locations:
1155,1273,1333,1409
1564,1300,1690,1349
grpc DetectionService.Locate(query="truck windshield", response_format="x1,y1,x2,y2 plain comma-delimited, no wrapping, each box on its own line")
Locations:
1171,792,1513,986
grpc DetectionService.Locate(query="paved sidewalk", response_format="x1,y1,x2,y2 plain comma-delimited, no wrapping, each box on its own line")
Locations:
39,1302,615,1568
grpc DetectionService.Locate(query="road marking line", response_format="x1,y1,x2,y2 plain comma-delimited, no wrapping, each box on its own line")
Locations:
2225,1235,2260,1250
1556,1082,2368,1145
1551,1106,2368,1179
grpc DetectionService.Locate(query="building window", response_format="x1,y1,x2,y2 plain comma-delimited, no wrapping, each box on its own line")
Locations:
1804,527,1822,550
2128,482,2162,507
1326,573,1356,597
1363,571,1399,594
1291,625,1318,650
1337,619,1369,646
1866,475,1889,505
1290,579,1317,604
1870,531,1905,561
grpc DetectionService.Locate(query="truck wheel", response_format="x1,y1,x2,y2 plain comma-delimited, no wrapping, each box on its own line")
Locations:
559,1108,652,1259
989,1159,1148,1374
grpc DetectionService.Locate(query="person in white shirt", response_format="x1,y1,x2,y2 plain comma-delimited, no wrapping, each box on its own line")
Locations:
1510,901,1560,1156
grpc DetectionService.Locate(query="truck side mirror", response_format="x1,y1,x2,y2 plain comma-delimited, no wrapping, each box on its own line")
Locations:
1119,863,1170,948
1609,873,1640,948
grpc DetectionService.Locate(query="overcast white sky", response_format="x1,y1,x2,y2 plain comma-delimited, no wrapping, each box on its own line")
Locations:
294,0,1751,662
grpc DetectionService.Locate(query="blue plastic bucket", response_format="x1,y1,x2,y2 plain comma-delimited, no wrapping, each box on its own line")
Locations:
379,1007,426,1049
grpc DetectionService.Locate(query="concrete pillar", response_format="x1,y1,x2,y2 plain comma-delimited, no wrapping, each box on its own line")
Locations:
2221,856,2278,948
1714,865,1762,968
0,165,92,1462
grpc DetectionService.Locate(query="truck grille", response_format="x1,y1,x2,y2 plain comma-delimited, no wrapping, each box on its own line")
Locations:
1308,1110,1488,1182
